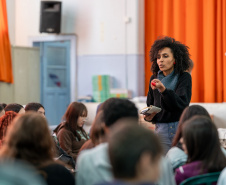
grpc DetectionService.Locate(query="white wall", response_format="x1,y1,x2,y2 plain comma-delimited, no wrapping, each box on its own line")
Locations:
6,0,145,98
68,0,126,55
6,0,15,45
9,0,144,56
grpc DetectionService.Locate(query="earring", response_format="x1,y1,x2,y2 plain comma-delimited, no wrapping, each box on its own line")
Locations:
174,62,176,65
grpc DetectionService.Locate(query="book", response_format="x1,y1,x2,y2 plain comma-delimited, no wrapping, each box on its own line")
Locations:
140,105,161,115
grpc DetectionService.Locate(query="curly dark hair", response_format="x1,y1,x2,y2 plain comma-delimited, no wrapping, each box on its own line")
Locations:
150,36,191,76
102,98,138,127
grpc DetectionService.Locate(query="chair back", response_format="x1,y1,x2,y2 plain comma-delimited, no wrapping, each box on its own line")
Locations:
180,172,221,185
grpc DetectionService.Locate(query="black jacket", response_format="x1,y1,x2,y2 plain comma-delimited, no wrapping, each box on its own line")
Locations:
146,72,192,123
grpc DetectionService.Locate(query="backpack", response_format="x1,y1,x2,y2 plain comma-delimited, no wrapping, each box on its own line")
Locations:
52,133,76,170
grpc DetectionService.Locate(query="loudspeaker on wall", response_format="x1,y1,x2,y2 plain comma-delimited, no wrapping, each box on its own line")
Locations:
39,1,62,34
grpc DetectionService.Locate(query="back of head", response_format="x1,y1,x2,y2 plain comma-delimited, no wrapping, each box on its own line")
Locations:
5,103,24,114
1,112,54,166
0,111,18,143
90,110,105,146
109,124,162,181
25,103,44,112
102,98,138,127
183,115,226,172
172,105,210,147
180,105,210,124
0,111,18,125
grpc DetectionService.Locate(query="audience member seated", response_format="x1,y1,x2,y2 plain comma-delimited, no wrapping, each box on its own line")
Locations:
24,103,74,170
76,98,139,185
97,123,162,185
76,98,176,185
25,102,45,117
166,105,211,170
54,102,89,162
0,104,5,117
79,110,106,153
4,103,25,114
217,167,226,185
0,112,75,185
175,116,226,185
0,111,17,147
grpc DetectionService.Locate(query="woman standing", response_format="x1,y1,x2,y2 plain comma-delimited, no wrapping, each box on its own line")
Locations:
145,36,192,154
54,102,89,162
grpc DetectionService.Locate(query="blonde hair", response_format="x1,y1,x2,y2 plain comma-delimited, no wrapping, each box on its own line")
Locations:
0,112,54,167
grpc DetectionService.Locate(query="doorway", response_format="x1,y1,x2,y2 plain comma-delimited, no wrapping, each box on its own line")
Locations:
29,35,76,127
41,41,70,125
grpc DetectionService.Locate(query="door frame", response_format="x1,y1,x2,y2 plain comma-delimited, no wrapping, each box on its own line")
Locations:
28,34,77,102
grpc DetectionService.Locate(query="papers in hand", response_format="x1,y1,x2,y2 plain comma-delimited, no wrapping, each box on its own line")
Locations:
140,106,161,115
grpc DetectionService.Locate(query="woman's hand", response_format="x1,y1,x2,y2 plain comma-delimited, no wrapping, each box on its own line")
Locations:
151,79,166,93
144,112,157,122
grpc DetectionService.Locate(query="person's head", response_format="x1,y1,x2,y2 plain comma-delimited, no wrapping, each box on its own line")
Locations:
182,115,226,172
0,112,54,166
150,36,190,76
63,102,88,130
0,103,7,108
25,103,45,117
102,98,139,129
90,110,106,146
0,111,18,144
5,103,25,114
0,104,5,117
172,105,210,147
109,123,162,183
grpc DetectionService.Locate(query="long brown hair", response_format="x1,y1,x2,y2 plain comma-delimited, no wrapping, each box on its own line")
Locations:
90,110,105,146
183,116,226,172
172,105,210,147
78,110,105,154
0,112,54,167
63,102,88,140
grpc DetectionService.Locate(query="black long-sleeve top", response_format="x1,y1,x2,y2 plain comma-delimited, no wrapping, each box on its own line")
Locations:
146,72,192,123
